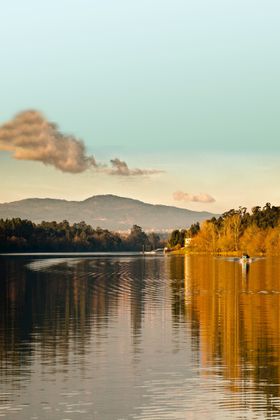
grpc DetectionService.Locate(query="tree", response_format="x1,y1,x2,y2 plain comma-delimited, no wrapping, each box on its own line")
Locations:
148,232,160,250
187,223,200,238
126,225,150,251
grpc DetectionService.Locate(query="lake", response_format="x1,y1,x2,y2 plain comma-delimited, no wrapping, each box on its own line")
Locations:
1,254,280,419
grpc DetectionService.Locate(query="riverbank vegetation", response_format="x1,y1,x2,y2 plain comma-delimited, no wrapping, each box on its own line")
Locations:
168,204,280,256
0,219,164,252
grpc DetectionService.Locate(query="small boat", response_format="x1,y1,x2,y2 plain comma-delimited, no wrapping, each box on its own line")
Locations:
240,254,251,263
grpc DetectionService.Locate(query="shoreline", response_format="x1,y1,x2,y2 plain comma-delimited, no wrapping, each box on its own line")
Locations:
167,248,266,257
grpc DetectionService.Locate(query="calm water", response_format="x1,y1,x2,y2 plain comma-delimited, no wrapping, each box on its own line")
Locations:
1,254,280,419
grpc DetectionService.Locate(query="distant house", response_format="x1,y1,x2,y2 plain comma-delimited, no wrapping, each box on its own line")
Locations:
185,237,192,247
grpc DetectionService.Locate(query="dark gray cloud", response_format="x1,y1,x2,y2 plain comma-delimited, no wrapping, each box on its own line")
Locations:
173,190,216,203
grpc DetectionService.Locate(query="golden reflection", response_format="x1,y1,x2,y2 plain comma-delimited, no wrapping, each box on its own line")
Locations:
168,255,280,408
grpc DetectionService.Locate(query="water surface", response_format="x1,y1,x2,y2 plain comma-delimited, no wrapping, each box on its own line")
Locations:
1,254,280,419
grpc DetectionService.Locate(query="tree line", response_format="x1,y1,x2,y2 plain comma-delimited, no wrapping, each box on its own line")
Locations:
168,203,280,255
0,219,164,252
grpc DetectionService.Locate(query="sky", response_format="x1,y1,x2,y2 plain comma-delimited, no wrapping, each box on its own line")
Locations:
1,0,280,213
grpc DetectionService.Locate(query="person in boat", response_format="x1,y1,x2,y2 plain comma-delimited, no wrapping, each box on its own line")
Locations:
241,254,251,263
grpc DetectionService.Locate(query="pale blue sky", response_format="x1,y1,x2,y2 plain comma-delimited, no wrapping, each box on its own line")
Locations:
1,0,280,212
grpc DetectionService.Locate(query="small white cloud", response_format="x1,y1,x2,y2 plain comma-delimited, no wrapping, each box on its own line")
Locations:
173,190,215,203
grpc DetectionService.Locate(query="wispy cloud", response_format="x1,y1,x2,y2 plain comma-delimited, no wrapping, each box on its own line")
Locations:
109,158,163,176
173,190,215,203
0,110,163,177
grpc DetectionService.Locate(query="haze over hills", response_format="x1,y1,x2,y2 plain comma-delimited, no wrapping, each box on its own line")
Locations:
0,195,218,231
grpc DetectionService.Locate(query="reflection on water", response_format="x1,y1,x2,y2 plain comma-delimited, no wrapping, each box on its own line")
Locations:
1,255,280,418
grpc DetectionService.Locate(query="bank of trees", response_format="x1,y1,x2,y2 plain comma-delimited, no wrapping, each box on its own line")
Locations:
0,219,163,252
168,204,280,255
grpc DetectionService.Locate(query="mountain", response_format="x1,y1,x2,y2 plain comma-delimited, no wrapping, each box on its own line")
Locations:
0,195,219,231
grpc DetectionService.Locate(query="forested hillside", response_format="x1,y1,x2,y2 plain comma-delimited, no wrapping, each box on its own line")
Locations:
168,204,280,255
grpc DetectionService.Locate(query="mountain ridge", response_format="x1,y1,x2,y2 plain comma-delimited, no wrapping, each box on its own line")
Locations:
0,194,219,231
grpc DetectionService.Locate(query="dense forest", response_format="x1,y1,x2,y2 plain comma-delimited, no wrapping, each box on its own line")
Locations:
168,204,280,255
0,219,164,252
4,203,280,254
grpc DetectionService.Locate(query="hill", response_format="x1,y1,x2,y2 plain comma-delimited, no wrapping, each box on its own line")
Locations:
0,195,218,231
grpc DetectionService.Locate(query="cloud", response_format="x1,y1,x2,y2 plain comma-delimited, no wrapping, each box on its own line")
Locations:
173,190,216,203
0,110,98,173
109,158,163,176
0,110,164,177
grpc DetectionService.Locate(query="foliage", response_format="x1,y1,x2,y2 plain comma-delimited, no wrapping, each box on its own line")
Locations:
168,229,186,248
187,222,200,237
168,204,280,255
0,219,164,252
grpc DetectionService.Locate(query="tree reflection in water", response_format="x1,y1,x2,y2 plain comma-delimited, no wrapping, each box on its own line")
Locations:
168,255,280,417
1,255,280,418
